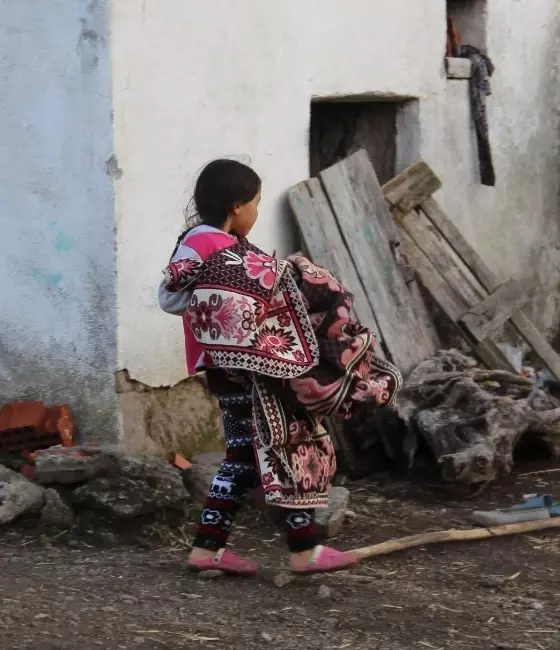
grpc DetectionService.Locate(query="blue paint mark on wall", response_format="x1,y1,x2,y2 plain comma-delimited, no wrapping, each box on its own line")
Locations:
52,232,74,253
32,268,64,288
0,0,117,441
48,221,75,252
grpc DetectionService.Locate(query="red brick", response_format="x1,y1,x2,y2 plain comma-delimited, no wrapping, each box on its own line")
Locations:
0,400,76,455
171,453,192,471
0,401,46,432
56,405,75,447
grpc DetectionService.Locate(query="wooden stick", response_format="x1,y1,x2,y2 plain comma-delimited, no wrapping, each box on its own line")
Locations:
353,518,560,560
518,468,560,477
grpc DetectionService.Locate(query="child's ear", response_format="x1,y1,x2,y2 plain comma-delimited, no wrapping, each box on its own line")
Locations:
232,203,242,216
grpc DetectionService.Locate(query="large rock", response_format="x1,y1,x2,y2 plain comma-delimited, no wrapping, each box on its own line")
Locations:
41,488,75,528
0,466,45,525
72,456,189,519
33,445,190,519
34,445,119,485
315,487,350,538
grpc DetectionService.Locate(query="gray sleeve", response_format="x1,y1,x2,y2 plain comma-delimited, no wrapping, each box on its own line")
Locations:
158,279,192,316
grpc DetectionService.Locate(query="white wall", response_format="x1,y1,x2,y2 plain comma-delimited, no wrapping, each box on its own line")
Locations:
432,0,560,332
112,0,560,386
0,0,117,439
112,0,444,385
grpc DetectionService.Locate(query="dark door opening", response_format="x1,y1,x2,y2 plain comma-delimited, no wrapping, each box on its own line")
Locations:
309,101,397,184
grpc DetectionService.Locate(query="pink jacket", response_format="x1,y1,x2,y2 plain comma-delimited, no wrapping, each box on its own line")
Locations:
158,225,236,374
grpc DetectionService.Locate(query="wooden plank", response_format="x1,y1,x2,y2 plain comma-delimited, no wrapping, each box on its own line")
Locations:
340,149,400,242
398,228,465,323
420,197,497,290
396,230,441,352
458,279,530,343
381,164,442,349
288,178,385,358
399,209,486,310
383,161,442,217
445,57,473,79
508,316,560,379
421,197,560,378
319,151,436,373
398,228,516,373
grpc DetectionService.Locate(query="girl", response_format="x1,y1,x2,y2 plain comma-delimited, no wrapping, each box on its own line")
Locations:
159,159,401,576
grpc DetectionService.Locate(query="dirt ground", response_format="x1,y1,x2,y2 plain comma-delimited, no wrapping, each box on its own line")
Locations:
0,463,559,650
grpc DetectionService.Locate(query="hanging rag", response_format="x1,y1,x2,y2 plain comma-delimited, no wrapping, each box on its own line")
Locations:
457,45,496,186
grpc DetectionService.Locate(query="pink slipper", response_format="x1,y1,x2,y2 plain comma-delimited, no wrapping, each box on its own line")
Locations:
188,548,258,577
290,545,360,575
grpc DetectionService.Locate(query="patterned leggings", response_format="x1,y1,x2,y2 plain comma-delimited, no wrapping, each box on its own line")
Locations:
193,370,320,553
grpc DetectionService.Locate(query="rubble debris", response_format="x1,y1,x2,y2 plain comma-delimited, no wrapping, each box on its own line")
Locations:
0,442,190,529
273,572,294,588
0,401,75,454
197,570,224,580
41,445,190,519
41,488,75,529
171,453,192,470
33,445,119,485
0,466,45,525
317,584,333,599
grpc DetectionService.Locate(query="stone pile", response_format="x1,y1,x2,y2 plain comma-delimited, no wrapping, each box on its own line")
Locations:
0,444,189,530
0,443,352,540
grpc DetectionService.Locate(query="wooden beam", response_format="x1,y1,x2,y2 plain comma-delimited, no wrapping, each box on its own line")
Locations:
320,151,436,373
420,197,497,290
398,208,486,310
445,57,473,80
383,161,442,217
398,229,516,373
420,197,560,379
458,279,530,343
398,228,465,322
288,179,383,348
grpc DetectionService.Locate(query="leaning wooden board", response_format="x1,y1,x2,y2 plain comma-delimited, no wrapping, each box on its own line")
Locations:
288,177,384,357
289,151,437,374
382,162,560,379
319,152,437,373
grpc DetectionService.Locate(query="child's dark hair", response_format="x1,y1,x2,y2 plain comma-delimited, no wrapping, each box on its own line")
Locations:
190,159,261,228
171,159,261,259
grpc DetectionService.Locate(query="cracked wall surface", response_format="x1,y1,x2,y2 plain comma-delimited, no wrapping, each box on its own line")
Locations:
116,371,223,458
0,0,117,440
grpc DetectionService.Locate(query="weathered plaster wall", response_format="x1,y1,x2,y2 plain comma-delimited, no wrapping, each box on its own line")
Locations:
0,0,117,440
116,371,223,459
431,0,560,336
112,0,560,388
111,0,444,386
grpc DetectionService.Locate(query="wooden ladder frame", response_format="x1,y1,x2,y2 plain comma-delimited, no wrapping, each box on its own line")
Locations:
382,161,560,378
